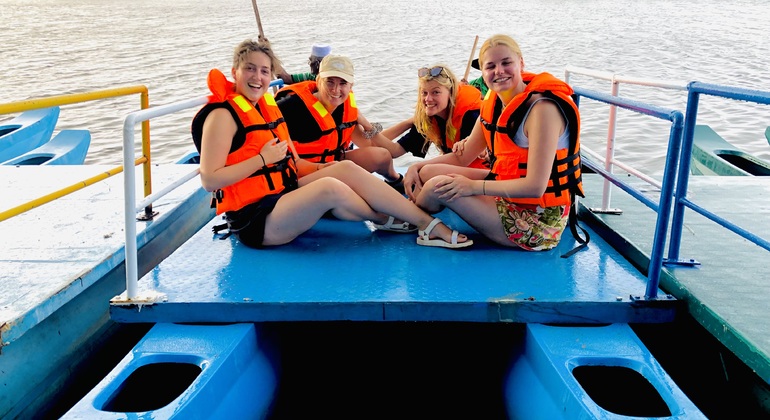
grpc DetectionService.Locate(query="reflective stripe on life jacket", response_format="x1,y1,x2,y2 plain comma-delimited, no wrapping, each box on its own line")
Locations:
275,81,359,163
479,71,584,208
192,68,298,215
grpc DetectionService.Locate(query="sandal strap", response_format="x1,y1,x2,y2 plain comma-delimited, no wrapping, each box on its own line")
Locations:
421,217,443,237
451,230,459,245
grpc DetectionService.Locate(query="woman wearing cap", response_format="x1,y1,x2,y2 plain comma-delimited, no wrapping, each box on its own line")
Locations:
366,65,488,200
275,55,405,192
191,39,472,249
407,34,585,252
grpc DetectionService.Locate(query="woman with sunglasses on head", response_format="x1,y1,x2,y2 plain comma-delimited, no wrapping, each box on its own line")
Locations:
365,65,489,201
191,39,473,249
274,55,406,193
409,34,585,251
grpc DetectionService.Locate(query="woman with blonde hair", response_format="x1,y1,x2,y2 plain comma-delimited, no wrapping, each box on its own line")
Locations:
191,39,473,249
367,64,487,199
408,34,587,252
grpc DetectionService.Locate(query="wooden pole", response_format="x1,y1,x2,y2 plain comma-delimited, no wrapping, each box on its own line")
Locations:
463,35,480,81
251,0,264,37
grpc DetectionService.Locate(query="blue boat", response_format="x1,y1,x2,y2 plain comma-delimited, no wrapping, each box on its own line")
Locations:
4,75,770,419
1,129,91,165
59,75,770,418
0,107,59,164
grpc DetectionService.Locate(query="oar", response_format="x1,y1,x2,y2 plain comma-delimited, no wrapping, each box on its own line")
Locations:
463,35,480,81
248,0,297,160
251,0,265,38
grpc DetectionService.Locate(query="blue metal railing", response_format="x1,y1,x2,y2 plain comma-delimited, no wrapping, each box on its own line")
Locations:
573,87,684,299
667,82,770,260
572,75,770,301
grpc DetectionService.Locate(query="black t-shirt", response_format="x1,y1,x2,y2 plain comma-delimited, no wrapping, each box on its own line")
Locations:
396,109,480,157
275,92,345,144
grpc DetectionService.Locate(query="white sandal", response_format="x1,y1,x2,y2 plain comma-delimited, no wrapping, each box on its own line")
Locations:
371,215,418,233
416,218,473,249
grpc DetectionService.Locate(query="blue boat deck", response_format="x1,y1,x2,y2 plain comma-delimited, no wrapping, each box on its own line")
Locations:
109,177,678,326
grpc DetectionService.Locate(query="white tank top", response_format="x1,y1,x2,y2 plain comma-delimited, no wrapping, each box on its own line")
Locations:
512,98,570,149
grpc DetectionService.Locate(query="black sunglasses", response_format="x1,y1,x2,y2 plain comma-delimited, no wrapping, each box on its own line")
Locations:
418,66,445,78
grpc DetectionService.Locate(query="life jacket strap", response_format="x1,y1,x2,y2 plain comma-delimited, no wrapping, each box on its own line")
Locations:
560,198,590,258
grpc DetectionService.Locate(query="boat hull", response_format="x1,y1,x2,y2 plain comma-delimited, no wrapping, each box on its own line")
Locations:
2,129,91,165
505,323,705,419
63,323,278,419
690,125,770,176
0,107,59,163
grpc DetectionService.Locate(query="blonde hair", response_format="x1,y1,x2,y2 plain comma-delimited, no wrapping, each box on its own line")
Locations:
478,34,523,69
413,65,459,154
232,38,284,76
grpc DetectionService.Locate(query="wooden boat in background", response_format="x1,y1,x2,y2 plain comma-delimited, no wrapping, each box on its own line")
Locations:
0,107,59,164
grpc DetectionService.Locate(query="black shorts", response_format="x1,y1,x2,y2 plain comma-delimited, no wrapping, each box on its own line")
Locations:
225,193,285,248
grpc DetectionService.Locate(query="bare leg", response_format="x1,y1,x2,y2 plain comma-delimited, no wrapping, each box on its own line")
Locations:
263,177,380,246
344,147,401,182
414,163,489,202
416,174,515,247
301,161,470,245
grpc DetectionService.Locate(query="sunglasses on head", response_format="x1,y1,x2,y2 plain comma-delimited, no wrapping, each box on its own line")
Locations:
418,66,445,78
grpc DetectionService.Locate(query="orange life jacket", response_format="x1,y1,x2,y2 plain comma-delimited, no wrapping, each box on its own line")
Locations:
429,84,487,169
479,71,584,207
275,81,359,163
193,69,298,215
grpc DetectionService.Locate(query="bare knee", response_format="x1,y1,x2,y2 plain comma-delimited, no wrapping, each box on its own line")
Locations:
312,177,351,205
417,175,452,210
419,163,444,183
370,147,393,170
334,159,363,173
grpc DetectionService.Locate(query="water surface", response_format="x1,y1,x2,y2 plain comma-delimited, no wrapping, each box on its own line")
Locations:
1,0,768,172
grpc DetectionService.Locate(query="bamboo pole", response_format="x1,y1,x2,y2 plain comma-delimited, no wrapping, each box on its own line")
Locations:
251,0,264,37
463,35,480,81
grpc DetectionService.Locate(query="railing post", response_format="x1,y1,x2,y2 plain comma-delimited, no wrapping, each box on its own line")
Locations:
601,79,620,211
667,85,700,262
645,111,684,298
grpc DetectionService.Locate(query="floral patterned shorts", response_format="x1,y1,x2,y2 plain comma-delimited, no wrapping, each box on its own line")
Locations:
495,198,569,251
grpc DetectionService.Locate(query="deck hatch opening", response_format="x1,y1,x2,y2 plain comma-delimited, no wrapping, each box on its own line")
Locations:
101,362,202,413
572,365,671,417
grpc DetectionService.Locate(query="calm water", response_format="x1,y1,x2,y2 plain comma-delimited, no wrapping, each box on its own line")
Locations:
1,0,769,172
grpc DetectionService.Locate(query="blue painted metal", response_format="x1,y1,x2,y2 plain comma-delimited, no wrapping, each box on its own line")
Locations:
505,324,705,419
0,165,214,419
63,323,277,419
572,87,684,299
110,208,677,325
668,82,770,262
0,107,59,163
1,129,91,165
269,78,284,89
